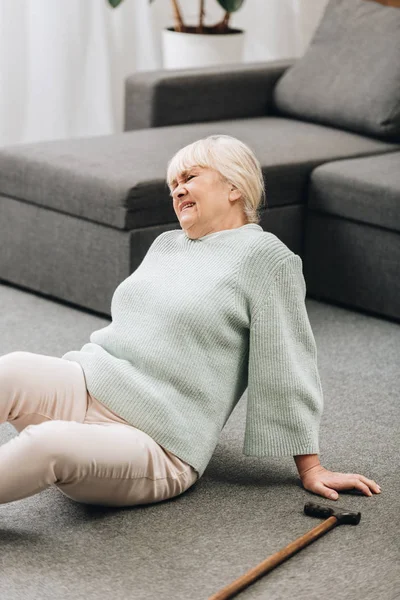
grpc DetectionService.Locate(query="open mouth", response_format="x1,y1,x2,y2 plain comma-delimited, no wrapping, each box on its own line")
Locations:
181,203,196,212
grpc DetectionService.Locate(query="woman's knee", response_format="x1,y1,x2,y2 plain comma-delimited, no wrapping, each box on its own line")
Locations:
0,352,34,391
20,420,82,475
0,351,35,372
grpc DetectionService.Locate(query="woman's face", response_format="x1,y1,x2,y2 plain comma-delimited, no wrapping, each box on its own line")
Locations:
170,166,245,239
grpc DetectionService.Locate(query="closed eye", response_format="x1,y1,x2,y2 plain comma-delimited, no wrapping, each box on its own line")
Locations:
170,172,197,196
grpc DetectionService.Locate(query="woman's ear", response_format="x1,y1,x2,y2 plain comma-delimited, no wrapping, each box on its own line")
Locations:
229,187,241,202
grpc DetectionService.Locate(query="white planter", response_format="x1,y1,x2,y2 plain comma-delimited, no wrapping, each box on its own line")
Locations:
162,27,245,70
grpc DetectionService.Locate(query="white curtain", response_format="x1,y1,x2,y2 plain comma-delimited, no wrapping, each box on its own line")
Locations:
0,0,328,147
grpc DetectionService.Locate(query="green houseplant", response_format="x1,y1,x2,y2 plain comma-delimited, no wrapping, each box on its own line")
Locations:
108,0,245,34
108,0,246,68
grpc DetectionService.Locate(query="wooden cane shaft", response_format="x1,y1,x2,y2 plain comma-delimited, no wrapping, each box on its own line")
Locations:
208,516,338,600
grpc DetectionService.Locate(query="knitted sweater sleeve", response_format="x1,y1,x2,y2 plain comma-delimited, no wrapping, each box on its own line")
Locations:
243,254,324,457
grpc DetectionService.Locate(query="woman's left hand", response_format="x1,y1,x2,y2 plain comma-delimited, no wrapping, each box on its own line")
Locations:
300,465,381,500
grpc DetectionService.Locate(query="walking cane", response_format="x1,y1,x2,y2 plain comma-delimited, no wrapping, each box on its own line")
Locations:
208,502,361,600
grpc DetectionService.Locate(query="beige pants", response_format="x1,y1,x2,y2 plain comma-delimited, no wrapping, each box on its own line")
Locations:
0,351,198,507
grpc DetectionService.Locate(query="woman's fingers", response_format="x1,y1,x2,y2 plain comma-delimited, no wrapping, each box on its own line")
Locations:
303,470,382,501
311,481,339,500
336,474,381,496
354,474,381,493
319,477,370,499
348,478,373,496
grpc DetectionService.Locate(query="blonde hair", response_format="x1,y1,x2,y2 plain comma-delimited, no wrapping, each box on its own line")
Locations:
166,135,266,224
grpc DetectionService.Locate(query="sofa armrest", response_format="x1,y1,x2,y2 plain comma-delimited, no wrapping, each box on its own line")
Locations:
124,59,295,131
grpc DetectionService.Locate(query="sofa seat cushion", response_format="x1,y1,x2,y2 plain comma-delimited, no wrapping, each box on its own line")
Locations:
273,0,400,141
0,117,398,230
308,151,400,233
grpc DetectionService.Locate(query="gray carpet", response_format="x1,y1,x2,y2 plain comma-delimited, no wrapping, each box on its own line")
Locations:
0,281,399,600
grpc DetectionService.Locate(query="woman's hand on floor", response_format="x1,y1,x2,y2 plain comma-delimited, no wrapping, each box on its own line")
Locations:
300,465,381,500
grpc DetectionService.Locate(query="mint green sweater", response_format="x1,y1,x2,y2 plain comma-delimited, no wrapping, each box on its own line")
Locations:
62,224,324,478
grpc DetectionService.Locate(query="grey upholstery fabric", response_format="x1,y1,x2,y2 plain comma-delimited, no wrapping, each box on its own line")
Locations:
273,0,400,141
0,118,397,230
124,59,293,131
304,214,400,321
0,195,132,316
308,151,400,233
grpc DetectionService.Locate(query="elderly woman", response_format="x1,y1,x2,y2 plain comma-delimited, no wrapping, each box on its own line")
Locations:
0,135,380,507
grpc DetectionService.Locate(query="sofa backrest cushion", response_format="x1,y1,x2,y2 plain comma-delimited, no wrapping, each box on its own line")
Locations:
272,0,400,141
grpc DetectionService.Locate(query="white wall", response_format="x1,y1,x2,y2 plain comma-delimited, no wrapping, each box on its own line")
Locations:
0,0,329,146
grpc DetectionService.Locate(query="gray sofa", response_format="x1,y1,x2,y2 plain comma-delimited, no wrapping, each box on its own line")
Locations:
0,0,399,320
